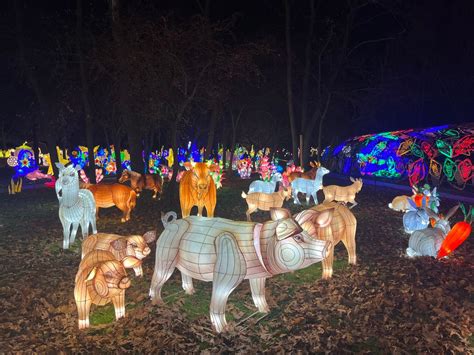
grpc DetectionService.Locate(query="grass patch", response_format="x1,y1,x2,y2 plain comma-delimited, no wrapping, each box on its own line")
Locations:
350,337,383,353
90,304,115,326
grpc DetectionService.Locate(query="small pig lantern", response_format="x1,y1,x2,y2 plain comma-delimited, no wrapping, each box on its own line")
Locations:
82,231,157,276
74,250,133,329
149,208,332,333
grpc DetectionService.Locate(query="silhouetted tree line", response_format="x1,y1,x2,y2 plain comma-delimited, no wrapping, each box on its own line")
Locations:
2,0,472,184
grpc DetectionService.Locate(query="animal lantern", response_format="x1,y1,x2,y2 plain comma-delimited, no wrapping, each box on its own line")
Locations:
295,201,357,279
406,205,459,258
75,250,132,329
248,173,282,194
241,188,292,221
388,187,420,212
291,166,330,205
287,161,320,183
179,162,216,218
119,170,163,199
83,183,137,222
323,177,363,209
82,230,157,276
149,208,332,333
55,163,97,249
403,197,430,234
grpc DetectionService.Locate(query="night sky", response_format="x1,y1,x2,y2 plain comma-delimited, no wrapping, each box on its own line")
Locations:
1,0,473,149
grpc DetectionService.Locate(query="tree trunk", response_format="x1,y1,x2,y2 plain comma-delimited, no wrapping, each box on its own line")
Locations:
300,0,315,138
76,0,96,183
15,0,58,176
110,0,144,174
114,133,123,178
205,102,219,160
284,0,298,162
317,93,332,159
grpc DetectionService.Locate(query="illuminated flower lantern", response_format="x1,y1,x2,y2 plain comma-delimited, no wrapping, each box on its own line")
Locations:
149,208,331,333
282,161,303,187
55,163,97,249
70,146,88,170
120,149,131,170
258,156,272,181
237,157,252,179
207,161,224,189
75,250,132,329
406,205,460,258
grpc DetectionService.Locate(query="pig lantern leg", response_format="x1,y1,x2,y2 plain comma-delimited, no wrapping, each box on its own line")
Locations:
249,278,269,313
133,266,143,277
149,225,180,303
322,243,335,279
181,273,195,295
112,293,126,320
341,227,357,265
210,233,247,333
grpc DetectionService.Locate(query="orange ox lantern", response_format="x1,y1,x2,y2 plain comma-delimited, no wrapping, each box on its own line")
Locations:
179,162,216,218
437,221,471,259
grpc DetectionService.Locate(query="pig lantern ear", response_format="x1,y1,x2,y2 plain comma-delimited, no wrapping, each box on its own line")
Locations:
85,266,98,281
111,238,128,251
122,256,141,268
143,230,157,244
276,219,303,240
270,208,291,221
314,209,334,228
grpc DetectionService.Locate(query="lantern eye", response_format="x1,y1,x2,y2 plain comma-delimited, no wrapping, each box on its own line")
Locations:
70,172,75,177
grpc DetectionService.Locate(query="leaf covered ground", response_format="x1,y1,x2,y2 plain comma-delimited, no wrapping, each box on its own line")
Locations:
0,177,472,353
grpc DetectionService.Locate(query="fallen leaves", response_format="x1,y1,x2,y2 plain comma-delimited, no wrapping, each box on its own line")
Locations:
0,181,472,352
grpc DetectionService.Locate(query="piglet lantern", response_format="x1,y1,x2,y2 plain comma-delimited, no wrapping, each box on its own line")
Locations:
74,250,133,329
81,231,157,276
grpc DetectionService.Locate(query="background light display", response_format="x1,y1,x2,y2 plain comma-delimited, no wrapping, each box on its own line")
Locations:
322,124,473,190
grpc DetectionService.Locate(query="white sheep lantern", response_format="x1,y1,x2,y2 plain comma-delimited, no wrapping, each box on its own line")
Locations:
55,163,97,249
322,177,363,209
149,208,332,333
291,166,330,205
